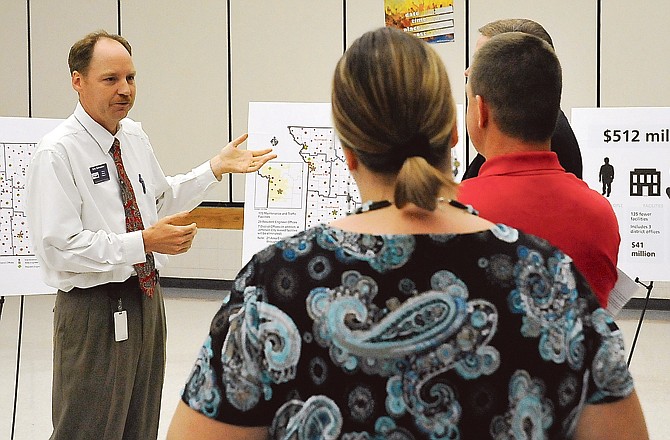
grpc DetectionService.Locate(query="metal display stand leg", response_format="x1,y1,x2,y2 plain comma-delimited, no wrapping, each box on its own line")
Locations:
627,279,654,367
0,295,26,440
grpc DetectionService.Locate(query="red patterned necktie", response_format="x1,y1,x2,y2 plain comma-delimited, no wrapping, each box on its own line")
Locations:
110,138,157,297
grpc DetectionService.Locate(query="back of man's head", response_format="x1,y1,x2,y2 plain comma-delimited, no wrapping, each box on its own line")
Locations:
469,32,561,143
479,18,554,49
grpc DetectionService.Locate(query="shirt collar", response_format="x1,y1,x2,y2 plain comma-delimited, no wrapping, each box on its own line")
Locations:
74,102,124,154
478,151,566,177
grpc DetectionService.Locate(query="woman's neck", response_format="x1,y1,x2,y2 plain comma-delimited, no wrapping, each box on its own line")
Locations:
332,197,494,235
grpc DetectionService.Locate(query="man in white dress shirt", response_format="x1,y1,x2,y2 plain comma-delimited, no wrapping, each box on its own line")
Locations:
26,30,275,440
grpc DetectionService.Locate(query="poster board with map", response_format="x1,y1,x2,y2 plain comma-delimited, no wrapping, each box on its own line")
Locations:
242,102,465,264
0,117,62,295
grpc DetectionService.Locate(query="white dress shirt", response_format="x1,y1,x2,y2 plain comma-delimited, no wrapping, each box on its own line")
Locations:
26,103,218,291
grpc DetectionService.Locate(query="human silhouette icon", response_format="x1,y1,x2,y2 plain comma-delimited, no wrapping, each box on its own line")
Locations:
599,157,614,197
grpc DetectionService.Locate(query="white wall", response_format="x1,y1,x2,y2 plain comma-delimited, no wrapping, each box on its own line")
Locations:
2,0,668,294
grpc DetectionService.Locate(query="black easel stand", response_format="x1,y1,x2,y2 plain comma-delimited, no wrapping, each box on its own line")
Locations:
627,278,654,367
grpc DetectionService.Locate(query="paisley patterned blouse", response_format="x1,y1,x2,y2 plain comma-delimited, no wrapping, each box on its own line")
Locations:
181,224,633,439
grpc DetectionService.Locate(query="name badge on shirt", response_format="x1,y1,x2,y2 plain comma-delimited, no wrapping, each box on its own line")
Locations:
90,163,110,184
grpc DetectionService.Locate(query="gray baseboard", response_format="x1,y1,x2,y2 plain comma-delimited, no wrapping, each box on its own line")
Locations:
624,297,670,311
160,277,232,301
160,277,233,291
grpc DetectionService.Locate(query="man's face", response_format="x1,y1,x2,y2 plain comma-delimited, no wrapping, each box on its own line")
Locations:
72,38,136,134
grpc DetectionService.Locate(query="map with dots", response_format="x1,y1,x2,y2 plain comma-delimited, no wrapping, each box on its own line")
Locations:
0,117,62,295
243,103,361,263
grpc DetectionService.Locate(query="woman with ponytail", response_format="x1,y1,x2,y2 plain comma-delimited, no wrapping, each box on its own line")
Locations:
168,27,645,440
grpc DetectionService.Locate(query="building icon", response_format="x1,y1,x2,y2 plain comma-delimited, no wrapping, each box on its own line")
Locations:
630,168,661,196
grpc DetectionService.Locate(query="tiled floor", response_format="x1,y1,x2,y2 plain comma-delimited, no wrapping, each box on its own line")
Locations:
1,291,668,439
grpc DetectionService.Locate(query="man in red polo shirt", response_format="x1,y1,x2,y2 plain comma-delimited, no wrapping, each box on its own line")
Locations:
458,30,619,308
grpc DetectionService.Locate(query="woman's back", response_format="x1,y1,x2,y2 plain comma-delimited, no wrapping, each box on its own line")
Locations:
181,223,632,439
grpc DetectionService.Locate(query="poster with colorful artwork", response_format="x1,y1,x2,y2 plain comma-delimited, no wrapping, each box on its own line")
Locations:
385,0,455,44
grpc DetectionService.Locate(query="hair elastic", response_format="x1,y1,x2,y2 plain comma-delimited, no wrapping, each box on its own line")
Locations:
400,133,434,162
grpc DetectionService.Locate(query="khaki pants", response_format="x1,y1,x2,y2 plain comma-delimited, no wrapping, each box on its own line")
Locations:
51,278,166,440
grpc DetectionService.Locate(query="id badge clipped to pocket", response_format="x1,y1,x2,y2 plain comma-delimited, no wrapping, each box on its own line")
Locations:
114,298,128,342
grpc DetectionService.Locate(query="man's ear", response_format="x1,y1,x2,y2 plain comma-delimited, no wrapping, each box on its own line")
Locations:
476,95,489,129
449,124,459,148
342,146,358,171
71,70,84,93
71,71,82,93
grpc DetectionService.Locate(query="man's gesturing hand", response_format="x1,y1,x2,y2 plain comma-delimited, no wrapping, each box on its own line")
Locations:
142,212,197,255
209,133,277,179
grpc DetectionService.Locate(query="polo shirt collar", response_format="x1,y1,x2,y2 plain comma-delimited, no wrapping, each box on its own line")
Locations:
478,151,565,177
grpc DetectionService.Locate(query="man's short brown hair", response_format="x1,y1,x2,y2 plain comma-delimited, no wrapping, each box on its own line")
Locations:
68,30,132,75
469,32,562,142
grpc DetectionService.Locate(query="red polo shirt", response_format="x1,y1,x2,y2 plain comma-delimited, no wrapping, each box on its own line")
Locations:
458,151,619,307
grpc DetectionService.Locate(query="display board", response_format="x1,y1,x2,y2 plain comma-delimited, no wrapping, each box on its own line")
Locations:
0,117,62,295
572,107,670,281
242,102,466,264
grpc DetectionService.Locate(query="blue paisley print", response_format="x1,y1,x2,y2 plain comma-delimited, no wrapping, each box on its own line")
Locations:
183,336,221,418
490,223,520,243
181,224,634,439
269,395,343,440
589,308,635,402
490,370,554,439
317,227,415,272
509,247,586,369
220,286,301,411
276,228,316,261
307,269,498,438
